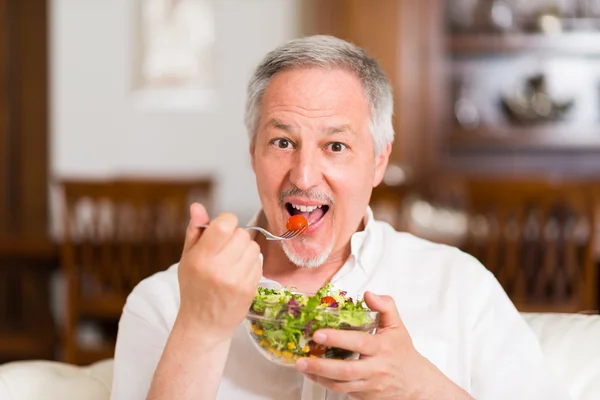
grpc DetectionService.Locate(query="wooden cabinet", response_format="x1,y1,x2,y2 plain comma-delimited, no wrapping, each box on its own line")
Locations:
303,0,600,179
301,0,440,180
0,0,57,363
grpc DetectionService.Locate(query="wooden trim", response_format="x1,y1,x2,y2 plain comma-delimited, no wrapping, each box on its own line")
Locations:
4,0,19,234
0,0,49,237
0,0,11,234
15,0,49,238
450,32,600,56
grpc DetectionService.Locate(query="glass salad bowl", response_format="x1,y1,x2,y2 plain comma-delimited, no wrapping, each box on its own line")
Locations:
245,284,380,367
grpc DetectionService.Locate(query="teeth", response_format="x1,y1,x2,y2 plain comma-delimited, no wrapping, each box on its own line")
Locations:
291,204,319,213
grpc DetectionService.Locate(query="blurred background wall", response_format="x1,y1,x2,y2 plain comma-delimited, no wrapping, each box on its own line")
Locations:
50,0,303,228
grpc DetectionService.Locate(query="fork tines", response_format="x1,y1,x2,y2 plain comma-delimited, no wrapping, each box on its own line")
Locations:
280,227,306,239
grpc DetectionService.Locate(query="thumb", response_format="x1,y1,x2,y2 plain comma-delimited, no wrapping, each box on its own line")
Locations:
364,292,402,329
182,202,210,253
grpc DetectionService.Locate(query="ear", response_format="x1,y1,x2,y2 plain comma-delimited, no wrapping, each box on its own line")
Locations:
372,143,392,187
249,138,256,172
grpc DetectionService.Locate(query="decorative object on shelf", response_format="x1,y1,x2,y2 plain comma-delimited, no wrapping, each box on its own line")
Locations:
535,6,565,34
448,0,520,33
500,73,575,124
447,0,479,32
577,0,600,18
447,0,600,34
471,0,520,33
454,79,480,130
489,0,517,31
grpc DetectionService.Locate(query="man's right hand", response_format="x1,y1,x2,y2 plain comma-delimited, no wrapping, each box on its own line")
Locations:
176,202,263,344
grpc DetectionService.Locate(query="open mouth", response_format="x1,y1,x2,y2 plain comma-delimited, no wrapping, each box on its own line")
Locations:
285,203,330,226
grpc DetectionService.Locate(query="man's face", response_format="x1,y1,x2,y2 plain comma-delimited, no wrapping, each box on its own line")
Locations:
250,67,390,268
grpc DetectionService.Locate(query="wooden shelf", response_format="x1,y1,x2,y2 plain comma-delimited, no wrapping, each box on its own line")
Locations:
450,32,600,56
448,125,600,151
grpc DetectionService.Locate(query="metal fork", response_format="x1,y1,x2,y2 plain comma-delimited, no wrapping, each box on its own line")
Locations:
196,224,306,241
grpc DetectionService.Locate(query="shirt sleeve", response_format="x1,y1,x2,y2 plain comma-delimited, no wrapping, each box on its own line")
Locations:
468,266,572,400
110,276,174,400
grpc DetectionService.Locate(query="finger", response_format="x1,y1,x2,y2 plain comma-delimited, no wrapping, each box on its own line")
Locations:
304,374,369,396
198,212,239,253
182,203,210,253
219,227,252,262
311,329,379,356
295,357,373,382
363,292,402,329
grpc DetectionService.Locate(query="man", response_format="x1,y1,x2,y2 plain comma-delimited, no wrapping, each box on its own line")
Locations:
110,35,570,400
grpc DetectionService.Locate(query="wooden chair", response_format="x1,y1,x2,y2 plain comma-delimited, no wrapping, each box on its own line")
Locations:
463,177,597,314
57,177,213,364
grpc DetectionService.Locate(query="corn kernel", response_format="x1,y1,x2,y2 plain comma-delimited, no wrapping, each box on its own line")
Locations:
287,342,296,350
251,324,264,335
259,340,269,347
274,350,282,357
302,346,310,353
282,351,293,359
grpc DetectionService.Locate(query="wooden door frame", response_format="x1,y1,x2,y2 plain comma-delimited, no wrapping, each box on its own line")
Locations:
0,0,49,238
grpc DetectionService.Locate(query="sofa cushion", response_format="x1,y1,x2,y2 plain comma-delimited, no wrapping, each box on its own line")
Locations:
0,359,113,400
0,313,599,399
521,312,600,400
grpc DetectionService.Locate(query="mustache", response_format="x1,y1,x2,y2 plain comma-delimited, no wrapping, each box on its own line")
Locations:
278,187,334,206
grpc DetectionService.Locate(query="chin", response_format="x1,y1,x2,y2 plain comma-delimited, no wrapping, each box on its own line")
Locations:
282,239,334,269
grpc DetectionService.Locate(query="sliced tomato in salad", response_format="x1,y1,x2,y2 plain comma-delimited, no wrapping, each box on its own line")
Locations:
308,341,327,356
320,296,337,306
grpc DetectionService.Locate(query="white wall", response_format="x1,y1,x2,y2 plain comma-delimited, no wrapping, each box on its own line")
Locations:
49,0,301,226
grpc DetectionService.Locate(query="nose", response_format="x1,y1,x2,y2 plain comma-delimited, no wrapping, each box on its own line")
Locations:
288,147,322,191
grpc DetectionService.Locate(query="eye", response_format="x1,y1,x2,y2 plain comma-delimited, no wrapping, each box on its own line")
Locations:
271,138,293,149
328,142,347,153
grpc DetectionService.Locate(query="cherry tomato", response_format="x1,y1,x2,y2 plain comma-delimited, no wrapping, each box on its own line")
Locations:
321,296,336,306
309,341,327,356
286,215,308,231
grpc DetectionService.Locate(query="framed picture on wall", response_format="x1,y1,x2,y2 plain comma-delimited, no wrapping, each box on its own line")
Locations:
131,0,216,111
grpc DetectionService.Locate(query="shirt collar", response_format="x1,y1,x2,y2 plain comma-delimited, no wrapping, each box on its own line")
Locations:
351,206,381,273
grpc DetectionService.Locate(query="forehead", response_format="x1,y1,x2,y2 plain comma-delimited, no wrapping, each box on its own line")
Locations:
260,67,371,123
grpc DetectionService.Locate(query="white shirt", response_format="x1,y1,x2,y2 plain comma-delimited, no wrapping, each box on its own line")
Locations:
110,207,571,400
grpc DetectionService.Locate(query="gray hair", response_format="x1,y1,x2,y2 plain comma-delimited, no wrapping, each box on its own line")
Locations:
244,35,394,155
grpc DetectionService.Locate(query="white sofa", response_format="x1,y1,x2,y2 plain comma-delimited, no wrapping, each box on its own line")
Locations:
1,312,599,400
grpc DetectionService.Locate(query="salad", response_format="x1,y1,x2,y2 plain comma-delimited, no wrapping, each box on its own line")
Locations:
247,284,379,363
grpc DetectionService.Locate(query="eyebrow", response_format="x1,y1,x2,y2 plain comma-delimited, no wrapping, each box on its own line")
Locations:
325,124,354,136
267,119,294,133
266,119,355,136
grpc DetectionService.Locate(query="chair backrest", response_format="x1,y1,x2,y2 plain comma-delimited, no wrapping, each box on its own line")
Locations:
56,177,213,363
464,178,597,313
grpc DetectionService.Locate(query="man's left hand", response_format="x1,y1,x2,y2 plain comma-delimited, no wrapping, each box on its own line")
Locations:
294,292,473,400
